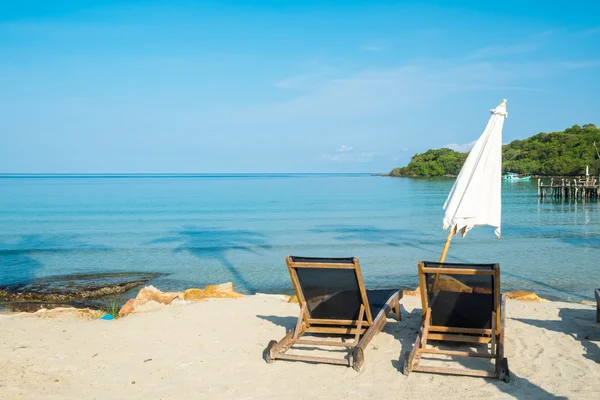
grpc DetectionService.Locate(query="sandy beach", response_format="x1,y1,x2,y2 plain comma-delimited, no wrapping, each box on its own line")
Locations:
1,294,598,399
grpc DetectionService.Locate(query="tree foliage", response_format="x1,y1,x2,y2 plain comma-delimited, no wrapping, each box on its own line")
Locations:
390,148,468,177
390,124,600,177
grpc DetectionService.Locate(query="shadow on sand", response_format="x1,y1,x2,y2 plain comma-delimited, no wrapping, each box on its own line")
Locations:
257,314,297,330
514,307,599,364
149,226,271,293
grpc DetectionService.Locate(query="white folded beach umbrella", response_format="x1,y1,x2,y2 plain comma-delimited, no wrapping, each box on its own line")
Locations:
439,99,507,262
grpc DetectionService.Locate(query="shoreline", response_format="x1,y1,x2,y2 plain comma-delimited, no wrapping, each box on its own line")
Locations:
0,288,594,315
1,281,596,317
1,280,596,315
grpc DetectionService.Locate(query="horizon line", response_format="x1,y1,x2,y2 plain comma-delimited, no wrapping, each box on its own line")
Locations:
0,172,382,177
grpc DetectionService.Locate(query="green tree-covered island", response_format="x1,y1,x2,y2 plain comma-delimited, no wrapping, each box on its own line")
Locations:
390,124,600,177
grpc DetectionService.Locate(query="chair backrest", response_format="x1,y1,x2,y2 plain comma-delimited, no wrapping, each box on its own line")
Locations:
286,256,372,325
419,261,500,331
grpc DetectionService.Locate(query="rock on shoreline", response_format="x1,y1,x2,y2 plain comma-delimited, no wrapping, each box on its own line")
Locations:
118,282,244,317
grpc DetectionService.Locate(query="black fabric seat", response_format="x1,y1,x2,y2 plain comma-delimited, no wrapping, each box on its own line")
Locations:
430,291,493,329
366,289,402,319
423,261,496,330
309,289,398,321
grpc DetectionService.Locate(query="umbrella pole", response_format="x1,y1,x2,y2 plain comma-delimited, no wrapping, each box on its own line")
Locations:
439,226,457,263
432,226,457,292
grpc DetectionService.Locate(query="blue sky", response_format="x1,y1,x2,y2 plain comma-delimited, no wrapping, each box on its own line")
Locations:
1,1,599,173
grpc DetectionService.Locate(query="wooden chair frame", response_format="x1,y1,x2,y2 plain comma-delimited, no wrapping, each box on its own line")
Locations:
403,261,509,382
264,256,402,371
595,288,600,323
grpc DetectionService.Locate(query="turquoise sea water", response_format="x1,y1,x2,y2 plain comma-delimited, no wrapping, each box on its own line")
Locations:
0,174,598,302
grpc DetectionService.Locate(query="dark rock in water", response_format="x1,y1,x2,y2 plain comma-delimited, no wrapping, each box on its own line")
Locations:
0,272,163,311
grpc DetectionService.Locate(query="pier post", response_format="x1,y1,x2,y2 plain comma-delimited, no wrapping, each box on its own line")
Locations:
536,177,598,201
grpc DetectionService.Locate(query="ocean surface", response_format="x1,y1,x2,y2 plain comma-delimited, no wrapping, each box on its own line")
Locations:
1,174,599,302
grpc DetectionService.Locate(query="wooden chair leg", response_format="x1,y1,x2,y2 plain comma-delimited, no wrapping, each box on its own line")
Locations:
404,308,430,375
499,294,506,360
497,294,510,382
394,294,402,321
404,326,423,375
265,326,304,363
353,294,400,372
293,303,307,340
352,305,365,345
491,311,497,358
265,304,308,363
419,308,431,349
492,310,501,375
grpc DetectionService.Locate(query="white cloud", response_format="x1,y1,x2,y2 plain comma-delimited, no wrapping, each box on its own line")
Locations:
238,60,548,122
235,29,600,124
444,141,476,153
336,145,353,153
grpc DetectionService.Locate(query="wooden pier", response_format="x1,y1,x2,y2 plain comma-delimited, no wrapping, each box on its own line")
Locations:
538,178,600,200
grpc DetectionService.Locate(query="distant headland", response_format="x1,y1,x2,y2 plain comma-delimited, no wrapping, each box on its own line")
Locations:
384,124,599,178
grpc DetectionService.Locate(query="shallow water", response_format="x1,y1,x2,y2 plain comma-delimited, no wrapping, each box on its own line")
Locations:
0,174,598,302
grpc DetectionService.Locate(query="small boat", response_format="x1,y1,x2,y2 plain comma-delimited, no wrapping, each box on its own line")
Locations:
503,172,531,181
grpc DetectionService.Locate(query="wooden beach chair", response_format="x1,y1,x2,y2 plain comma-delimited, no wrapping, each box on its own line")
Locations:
263,256,402,371
403,261,510,382
595,288,600,323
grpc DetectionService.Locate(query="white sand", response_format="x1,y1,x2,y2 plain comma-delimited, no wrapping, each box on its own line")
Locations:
1,295,599,399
